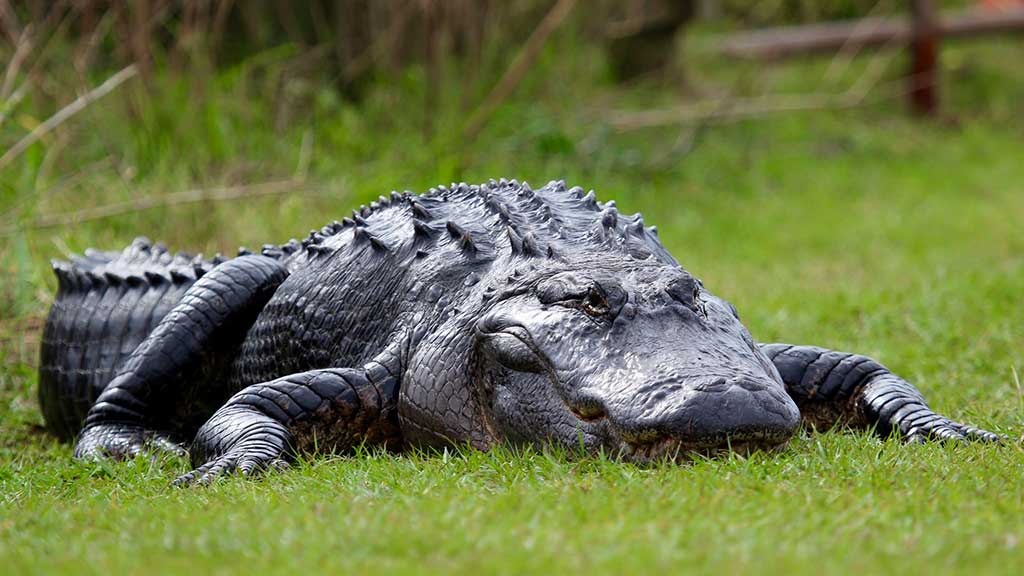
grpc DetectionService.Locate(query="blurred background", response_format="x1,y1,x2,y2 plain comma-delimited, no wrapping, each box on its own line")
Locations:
0,1,1021,378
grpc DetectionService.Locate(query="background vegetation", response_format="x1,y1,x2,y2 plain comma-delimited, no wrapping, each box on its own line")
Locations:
1,1,1022,573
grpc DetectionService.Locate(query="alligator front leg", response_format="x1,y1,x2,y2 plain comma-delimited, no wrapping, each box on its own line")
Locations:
74,255,289,460
173,363,402,486
759,344,1000,443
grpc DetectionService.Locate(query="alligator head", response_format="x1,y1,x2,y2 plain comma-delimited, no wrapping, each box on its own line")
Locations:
471,254,800,461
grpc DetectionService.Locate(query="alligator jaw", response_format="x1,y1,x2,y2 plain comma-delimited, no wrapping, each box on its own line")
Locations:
614,431,793,464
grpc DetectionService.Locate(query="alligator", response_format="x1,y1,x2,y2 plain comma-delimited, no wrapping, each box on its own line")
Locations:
38,179,1000,485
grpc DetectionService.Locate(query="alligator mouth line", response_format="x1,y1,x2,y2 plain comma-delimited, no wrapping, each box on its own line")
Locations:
615,433,792,464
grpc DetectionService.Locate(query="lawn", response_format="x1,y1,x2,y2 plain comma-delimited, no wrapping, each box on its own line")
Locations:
0,28,1022,574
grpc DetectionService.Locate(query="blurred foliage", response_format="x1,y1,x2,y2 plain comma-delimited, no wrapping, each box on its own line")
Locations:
715,0,975,26
718,0,885,25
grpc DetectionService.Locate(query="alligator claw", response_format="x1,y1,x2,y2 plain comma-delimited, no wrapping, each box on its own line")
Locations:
172,449,289,487
74,424,186,461
902,415,1002,444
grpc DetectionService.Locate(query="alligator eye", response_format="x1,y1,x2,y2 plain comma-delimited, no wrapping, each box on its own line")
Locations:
536,273,615,317
580,287,609,317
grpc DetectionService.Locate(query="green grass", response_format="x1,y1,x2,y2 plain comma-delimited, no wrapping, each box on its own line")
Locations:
1,29,1023,575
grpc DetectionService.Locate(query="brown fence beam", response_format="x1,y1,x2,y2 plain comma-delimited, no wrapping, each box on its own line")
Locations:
719,8,1024,60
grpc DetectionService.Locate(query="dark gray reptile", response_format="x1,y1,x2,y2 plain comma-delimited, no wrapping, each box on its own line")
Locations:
37,179,1000,485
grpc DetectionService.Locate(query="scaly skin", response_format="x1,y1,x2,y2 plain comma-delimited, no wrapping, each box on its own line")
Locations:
760,344,1000,442
37,179,1001,485
38,238,224,440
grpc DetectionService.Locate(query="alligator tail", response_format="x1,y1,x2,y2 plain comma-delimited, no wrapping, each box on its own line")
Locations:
37,238,226,441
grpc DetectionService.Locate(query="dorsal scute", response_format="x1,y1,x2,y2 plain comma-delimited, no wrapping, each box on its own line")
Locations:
273,179,678,267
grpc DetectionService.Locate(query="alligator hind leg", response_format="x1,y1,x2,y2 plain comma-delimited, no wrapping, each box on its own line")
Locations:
173,362,401,486
74,255,289,460
760,343,1001,443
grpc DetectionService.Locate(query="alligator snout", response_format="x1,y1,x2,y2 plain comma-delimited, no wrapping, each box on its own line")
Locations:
570,374,801,460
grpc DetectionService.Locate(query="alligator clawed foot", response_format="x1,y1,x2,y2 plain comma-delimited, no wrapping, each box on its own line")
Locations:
173,449,289,487
904,416,1003,444
74,424,186,461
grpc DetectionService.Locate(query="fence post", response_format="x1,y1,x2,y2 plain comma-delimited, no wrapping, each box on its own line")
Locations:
910,0,940,115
